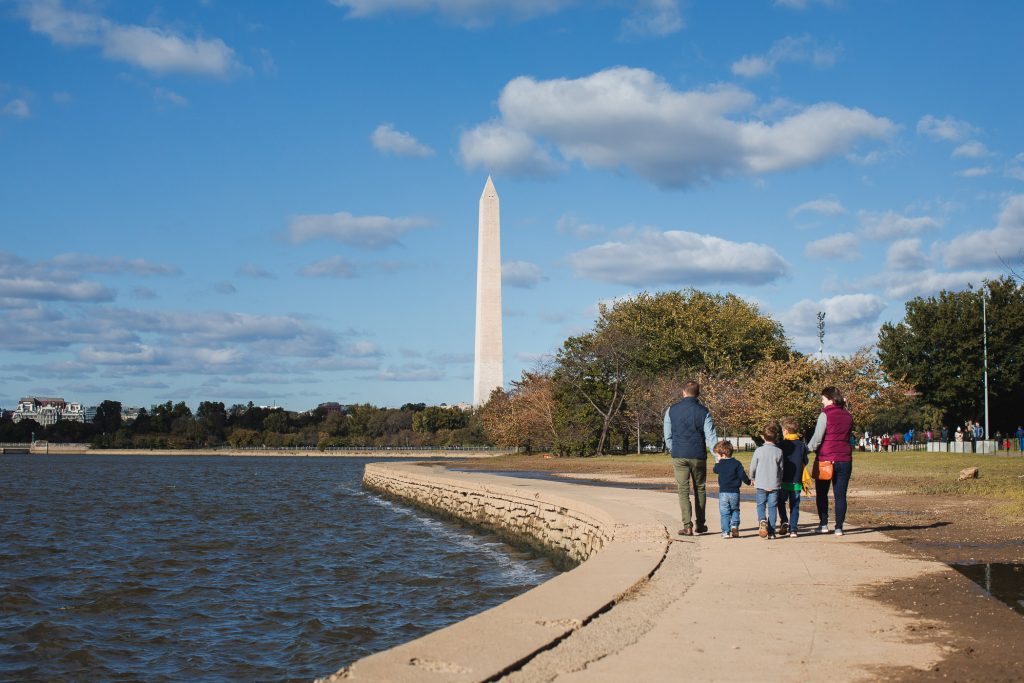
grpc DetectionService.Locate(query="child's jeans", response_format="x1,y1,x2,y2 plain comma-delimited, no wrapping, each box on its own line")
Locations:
718,492,740,534
777,488,801,530
755,488,778,533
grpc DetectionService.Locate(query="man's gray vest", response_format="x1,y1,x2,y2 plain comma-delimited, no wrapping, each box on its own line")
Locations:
668,396,709,460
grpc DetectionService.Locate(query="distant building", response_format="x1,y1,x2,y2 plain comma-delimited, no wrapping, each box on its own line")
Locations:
85,406,98,423
318,402,345,415
13,397,85,425
121,407,143,422
436,402,473,412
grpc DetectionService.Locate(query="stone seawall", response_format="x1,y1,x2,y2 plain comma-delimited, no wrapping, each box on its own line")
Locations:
363,463,610,568
318,462,668,683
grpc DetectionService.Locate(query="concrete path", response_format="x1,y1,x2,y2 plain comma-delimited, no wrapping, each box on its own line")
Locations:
503,483,946,682
330,466,968,682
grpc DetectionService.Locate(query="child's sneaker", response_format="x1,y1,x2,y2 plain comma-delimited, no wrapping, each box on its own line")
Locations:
834,528,844,537
789,531,797,538
722,532,730,539
779,522,789,535
730,526,739,538
758,520,769,538
818,524,830,534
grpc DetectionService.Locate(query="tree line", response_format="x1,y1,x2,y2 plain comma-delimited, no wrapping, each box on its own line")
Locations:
0,401,487,450
4,278,1020,455
481,279,1024,455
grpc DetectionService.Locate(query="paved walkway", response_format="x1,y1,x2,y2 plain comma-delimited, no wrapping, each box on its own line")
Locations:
503,481,945,682
329,465,979,682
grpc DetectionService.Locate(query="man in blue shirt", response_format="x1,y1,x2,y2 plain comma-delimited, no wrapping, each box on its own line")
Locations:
664,380,718,536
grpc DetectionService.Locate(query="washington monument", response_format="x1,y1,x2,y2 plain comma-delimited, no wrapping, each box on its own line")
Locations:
473,176,503,407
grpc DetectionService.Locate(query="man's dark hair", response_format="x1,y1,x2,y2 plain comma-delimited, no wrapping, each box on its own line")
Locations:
682,380,700,397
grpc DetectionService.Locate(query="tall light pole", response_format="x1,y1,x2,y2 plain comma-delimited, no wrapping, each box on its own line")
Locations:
982,287,990,440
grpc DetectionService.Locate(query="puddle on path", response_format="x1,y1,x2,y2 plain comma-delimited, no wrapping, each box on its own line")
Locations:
952,563,1024,615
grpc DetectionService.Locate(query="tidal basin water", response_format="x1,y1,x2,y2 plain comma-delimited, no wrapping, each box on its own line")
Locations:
0,454,557,682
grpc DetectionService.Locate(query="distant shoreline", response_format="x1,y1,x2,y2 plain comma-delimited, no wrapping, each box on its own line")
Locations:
7,447,507,459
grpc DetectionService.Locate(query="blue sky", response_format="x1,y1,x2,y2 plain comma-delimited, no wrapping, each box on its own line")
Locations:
2,0,1022,411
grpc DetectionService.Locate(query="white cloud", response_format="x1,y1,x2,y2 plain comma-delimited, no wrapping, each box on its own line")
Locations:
0,277,114,302
152,86,188,107
502,260,545,288
774,0,840,7
885,238,929,271
51,91,72,104
556,214,605,239
621,0,684,37
731,35,839,78
568,228,788,286
372,364,445,382
19,0,240,77
0,302,346,380
459,121,561,178
784,294,886,330
955,166,993,178
214,281,237,294
858,210,941,240
804,232,859,260
461,67,894,188
48,253,180,276
790,198,846,217
868,269,1000,299
2,99,30,118
288,211,429,248
298,256,358,278
80,343,165,365
0,251,187,304
371,123,434,157
952,141,993,158
309,356,380,371
916,114,979,143
937,194,1024,269
328,0,684,35
780,293,887,354
345,340,382,357
845,149,886,165
329,0,574,25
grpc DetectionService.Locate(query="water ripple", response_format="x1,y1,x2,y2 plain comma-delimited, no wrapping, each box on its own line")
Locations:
0,454,557,682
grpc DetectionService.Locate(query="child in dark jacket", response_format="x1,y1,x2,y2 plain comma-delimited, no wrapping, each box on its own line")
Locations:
778,417,810,537
712,440,750,538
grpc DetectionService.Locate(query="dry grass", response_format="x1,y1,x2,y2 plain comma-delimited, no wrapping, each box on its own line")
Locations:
459,450,1024,520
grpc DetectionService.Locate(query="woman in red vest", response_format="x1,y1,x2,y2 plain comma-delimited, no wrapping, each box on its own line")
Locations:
806,387,854,536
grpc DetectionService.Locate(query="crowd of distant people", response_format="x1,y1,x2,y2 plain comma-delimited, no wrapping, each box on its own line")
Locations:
858,422,1024,452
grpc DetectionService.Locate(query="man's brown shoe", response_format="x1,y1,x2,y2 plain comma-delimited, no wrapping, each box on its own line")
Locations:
678,527,694,536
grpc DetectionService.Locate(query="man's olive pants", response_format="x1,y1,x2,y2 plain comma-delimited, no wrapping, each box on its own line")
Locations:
672,457,707,529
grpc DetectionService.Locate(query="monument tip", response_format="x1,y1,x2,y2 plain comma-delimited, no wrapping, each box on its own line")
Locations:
482,175,497,198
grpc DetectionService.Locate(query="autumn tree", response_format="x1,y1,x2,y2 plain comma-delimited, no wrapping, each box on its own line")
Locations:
744,350,915,438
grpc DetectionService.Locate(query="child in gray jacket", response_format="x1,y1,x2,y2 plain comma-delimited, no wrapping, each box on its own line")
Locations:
750,423,784,539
